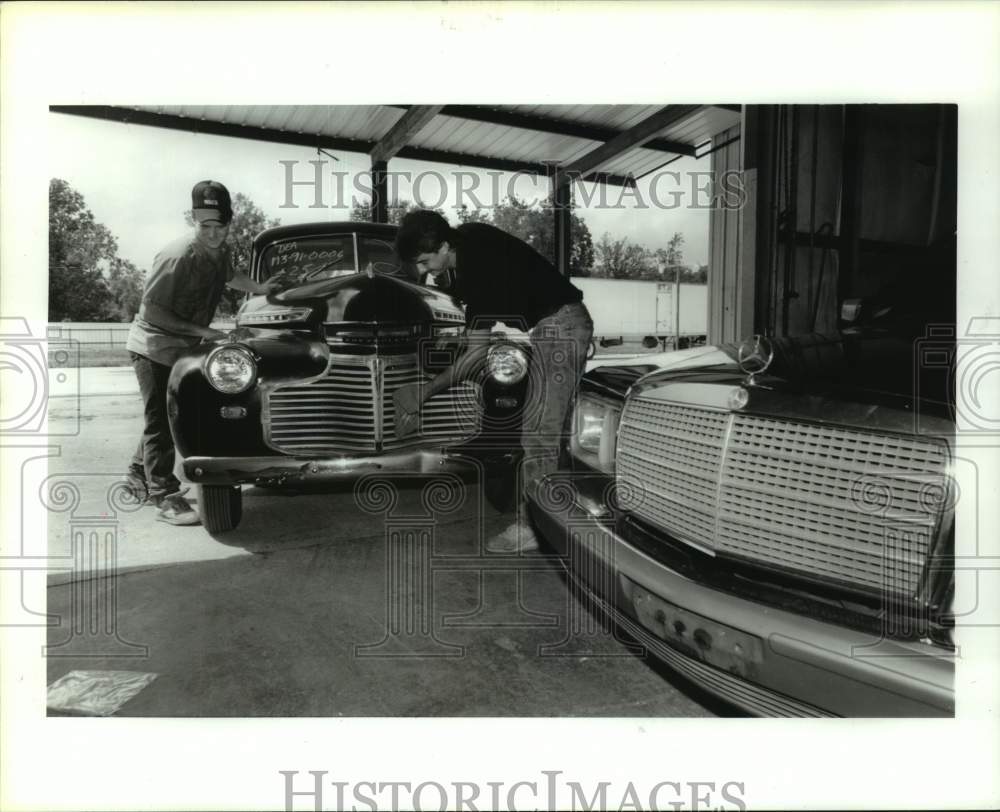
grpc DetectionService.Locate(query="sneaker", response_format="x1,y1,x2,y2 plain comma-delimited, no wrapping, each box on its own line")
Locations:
120,471,149,506
154,492,201,526
486,522,540,554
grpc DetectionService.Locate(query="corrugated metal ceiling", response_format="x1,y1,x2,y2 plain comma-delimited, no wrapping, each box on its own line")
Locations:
120,104,740,180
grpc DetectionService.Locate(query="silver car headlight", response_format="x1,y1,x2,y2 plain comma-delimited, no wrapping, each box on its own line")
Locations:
205,345,257,394
570,395,621,472
487,343,528,385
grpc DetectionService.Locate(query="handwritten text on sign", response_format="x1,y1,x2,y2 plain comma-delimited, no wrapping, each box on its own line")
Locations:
264,238,354,285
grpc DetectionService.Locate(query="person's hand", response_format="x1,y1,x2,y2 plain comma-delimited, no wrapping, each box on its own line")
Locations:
393,383,423,439
202,328,229,342
257,280,281,295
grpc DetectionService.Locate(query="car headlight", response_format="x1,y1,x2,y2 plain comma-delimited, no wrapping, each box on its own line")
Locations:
487,343,528,385
205,345,257,394
570,395,621,472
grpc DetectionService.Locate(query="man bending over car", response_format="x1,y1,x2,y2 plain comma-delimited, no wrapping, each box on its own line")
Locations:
393,209,593,552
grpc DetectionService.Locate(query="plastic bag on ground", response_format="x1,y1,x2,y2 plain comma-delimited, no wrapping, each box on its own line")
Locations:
47,670,157,716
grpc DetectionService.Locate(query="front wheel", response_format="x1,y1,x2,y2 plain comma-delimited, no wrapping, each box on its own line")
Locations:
198,485,242,533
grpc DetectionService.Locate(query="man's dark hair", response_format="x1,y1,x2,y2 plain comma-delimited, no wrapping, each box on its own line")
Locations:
395,209,457,261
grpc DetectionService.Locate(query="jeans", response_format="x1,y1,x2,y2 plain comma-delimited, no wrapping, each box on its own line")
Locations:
520,302,594,502
128,352,181,501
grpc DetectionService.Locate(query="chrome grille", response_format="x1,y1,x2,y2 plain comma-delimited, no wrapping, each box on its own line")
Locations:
266,355,481,454
381,360,481,451
617,400,728,550
267,363,376,452
617,395,949,599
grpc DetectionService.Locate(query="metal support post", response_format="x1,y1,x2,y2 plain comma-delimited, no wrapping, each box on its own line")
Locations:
372,160,388,223
552,166,572,277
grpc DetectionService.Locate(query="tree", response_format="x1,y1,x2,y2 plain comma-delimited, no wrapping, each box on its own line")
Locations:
458,195,596,277
49,178,119,270
106,257,145,322
593,233,653,280
49,178,121,321
455,205,491,225
185,191,280,316
351,200,445,225
689,264,709,284
48,262,115,322
651,232,690,283
570,217,596,278
665,232,685,266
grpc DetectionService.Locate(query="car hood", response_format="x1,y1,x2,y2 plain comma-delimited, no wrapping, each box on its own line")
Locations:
266,272,464,324
583,346,736,397
585,345,734,375
584,334,953,428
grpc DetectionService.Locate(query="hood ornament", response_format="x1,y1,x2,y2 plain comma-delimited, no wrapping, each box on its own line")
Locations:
737,335,774,386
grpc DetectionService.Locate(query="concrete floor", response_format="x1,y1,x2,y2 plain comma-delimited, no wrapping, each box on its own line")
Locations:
43,368,717,717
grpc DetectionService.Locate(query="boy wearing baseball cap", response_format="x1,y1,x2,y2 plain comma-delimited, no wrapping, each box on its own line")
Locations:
123,180,275,525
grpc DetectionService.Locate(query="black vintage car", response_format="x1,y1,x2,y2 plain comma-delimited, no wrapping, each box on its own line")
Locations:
530,300,957,716
167,222,529,532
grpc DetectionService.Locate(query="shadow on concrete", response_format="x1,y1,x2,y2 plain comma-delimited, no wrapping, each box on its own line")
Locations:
194,473,513,556
45,510,716,717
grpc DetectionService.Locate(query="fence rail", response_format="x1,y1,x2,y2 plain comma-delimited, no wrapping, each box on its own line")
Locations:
47,321,237,348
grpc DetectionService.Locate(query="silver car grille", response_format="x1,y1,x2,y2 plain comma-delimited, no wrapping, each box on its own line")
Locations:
617,395,949,600
265,354,481,454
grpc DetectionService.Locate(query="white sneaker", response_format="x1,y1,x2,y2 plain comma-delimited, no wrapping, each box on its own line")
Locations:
154,492,201,526
487,522,539,553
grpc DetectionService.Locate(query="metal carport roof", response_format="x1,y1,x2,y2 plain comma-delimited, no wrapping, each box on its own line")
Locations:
49,102,742,275
50,103,740,185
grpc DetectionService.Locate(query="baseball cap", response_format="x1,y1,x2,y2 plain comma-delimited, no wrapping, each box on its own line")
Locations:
191,180,233,224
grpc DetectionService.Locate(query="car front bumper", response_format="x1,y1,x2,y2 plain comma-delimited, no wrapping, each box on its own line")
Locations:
528,482,955,718
182,448,487,486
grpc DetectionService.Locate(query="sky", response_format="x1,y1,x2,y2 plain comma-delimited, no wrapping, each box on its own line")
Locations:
48,111,713,273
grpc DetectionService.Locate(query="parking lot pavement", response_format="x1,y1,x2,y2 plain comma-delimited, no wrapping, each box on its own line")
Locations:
42,376,718,717
45,371,247,577
49,364,140,400
46,523,717,717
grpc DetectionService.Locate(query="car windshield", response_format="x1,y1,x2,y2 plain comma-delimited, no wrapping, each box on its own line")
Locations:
259,234,419,288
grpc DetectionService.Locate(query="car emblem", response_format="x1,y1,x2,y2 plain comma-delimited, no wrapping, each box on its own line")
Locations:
737,335,774,385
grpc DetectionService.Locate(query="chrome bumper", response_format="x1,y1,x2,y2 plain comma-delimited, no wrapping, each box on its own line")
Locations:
182,449,475,485
529,484,955,718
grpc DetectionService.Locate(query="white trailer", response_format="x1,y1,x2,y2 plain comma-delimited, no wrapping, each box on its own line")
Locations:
572,278,708,349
